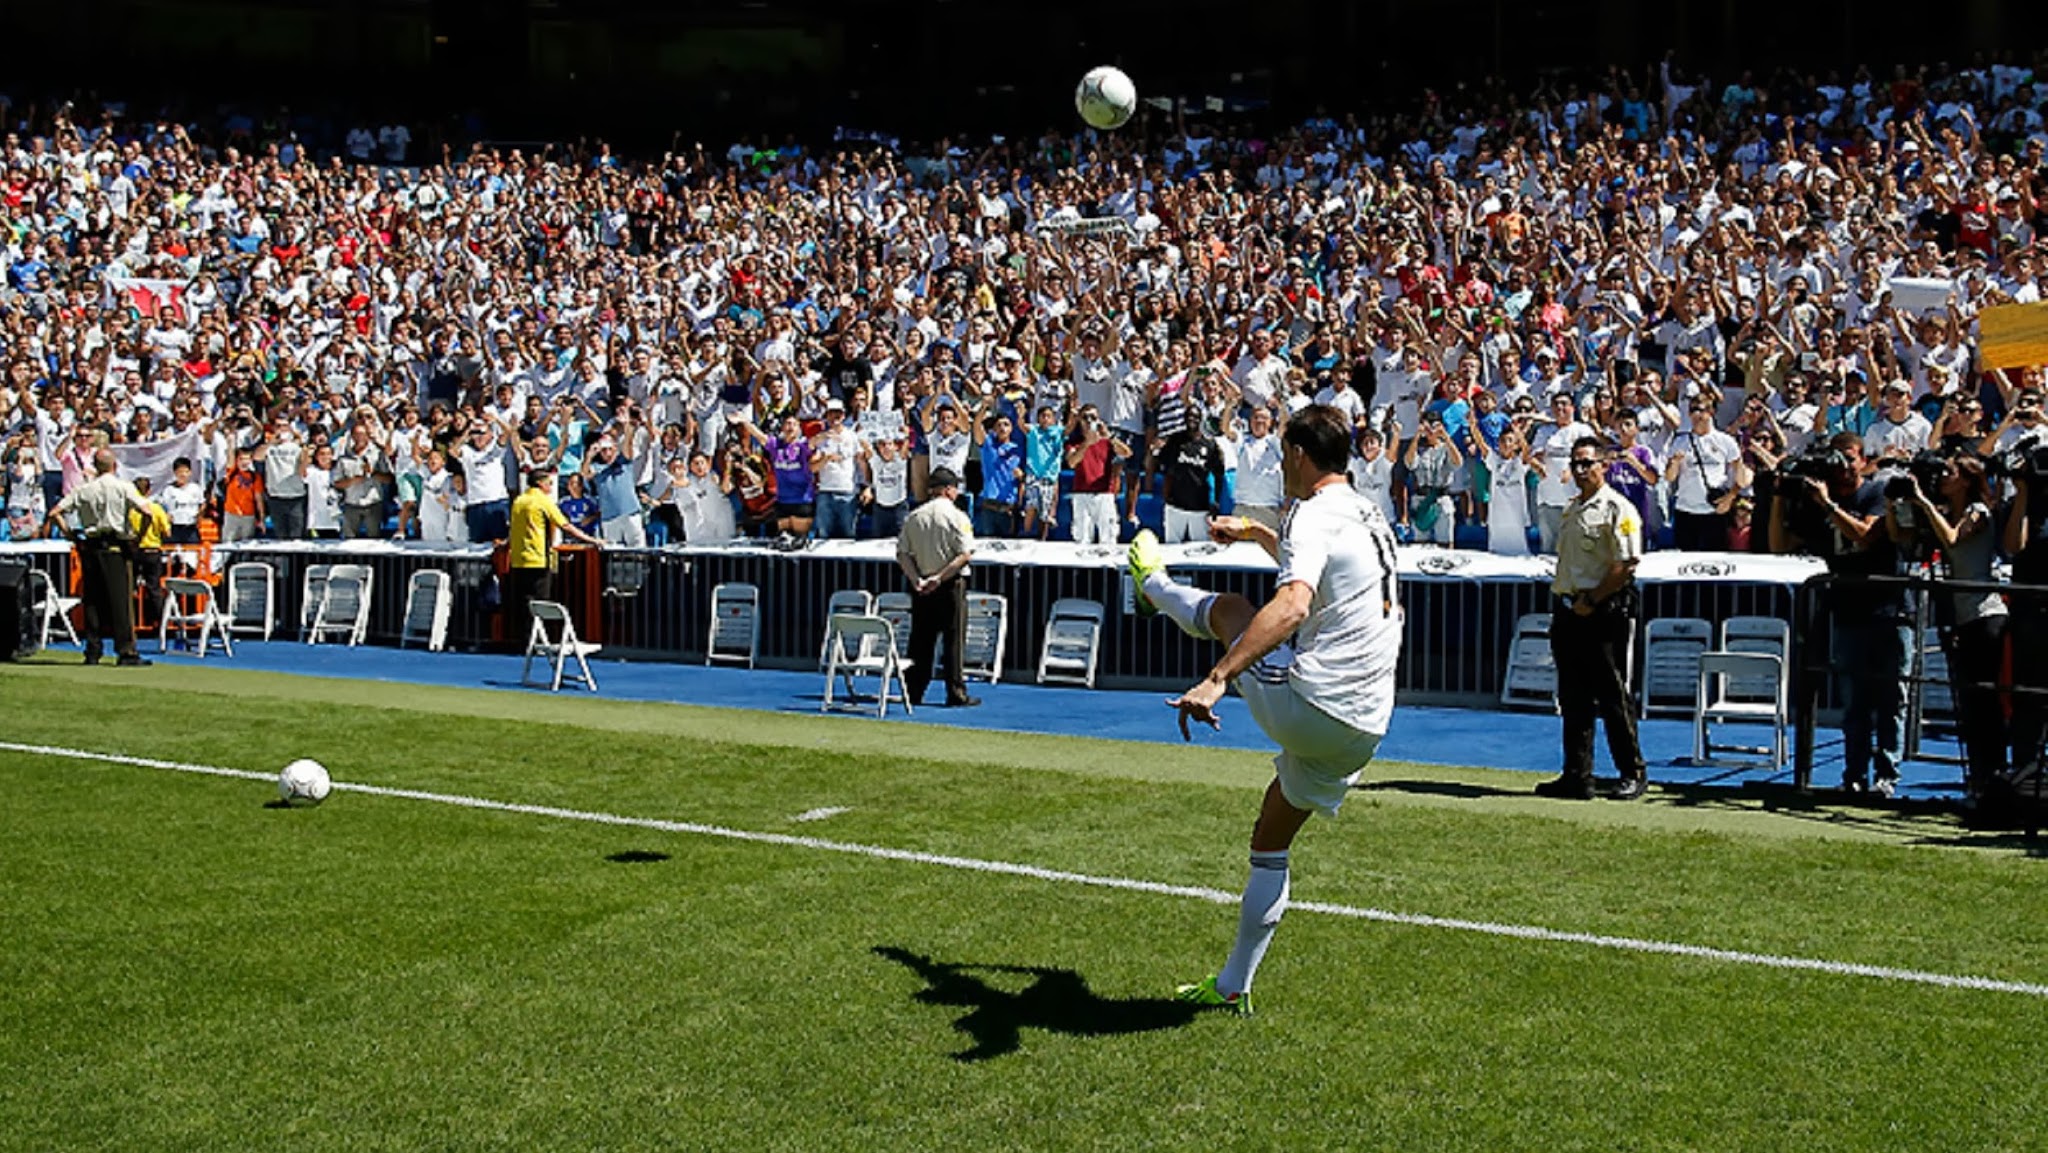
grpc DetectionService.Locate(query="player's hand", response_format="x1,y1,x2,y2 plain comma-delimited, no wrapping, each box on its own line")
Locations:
1207,515,1247,544
1167,676,1227,742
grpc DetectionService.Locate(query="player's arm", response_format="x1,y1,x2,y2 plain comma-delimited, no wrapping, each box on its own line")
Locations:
1206,581,1312,687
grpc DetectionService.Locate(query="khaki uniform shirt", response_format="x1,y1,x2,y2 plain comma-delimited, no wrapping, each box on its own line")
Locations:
1552,484,1643,596
52,472,154,539
896,495,975,580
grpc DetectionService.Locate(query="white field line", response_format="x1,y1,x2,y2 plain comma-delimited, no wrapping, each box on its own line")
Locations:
793,806,852,823
7,739,2046,1000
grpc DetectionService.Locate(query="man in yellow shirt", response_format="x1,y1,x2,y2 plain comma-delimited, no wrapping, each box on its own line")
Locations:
128,477,174,632
506,468,602,647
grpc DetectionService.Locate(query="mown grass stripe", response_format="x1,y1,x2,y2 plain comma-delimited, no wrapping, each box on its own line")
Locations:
9,738,2045,1000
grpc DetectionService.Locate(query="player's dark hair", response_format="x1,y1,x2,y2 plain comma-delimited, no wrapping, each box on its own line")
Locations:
1571,435,1605,456
172,456,192,471
1284,405,1351,474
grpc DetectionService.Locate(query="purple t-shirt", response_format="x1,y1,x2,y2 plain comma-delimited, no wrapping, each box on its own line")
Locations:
1607,444,1655,523
768,436,815,504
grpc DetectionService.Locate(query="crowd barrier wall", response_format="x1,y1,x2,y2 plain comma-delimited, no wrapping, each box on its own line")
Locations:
43,539,1816,705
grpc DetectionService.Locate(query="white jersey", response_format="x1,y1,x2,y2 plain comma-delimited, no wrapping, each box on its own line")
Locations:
1273,483,1403,735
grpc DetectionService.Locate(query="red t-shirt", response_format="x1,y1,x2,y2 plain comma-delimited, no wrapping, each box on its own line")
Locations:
1068,436,1118,495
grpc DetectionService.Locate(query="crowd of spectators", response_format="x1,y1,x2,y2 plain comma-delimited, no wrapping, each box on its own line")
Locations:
8,51,2048,556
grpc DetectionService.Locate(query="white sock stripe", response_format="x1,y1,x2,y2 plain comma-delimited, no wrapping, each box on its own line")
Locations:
7,739,2047,1000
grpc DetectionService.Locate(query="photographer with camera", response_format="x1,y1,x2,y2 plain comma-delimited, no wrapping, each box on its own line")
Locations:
1771,432,1911,797
1888,452,2009,801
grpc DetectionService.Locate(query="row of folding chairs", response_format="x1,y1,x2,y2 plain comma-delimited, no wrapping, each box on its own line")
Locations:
1500,613,1794,769
708,583,1111,692
132,562,452,656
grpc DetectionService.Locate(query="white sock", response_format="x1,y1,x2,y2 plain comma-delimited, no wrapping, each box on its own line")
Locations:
1217,850,1290,997
1144,572,1215,640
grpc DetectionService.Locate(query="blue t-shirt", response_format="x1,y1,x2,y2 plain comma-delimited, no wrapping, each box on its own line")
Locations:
980,438,1023,504
1025,426,1065,479
589,457,640,522
559,495,599,534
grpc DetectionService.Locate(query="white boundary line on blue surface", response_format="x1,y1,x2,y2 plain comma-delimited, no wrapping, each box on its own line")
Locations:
6,738,2044,1000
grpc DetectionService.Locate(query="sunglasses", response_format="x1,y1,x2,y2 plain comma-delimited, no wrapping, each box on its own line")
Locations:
1568,458,1600,472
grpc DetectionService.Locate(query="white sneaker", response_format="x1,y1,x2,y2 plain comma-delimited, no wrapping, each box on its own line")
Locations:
1872,776,1898,800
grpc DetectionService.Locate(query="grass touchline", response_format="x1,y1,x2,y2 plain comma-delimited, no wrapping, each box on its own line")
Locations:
7,737,2046,1001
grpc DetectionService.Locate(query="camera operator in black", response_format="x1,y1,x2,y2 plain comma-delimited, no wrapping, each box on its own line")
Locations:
1771,431,1911,796
2002,441,2048,794
1889,453,2009,800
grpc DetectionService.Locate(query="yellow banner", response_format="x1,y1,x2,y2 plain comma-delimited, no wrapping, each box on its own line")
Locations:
1978,301,2048,370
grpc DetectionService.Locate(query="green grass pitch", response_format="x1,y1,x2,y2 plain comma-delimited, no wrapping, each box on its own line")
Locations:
4,660,2048,1150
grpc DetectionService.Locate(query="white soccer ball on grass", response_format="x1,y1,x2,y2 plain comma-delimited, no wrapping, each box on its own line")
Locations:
278,758,332,807
1076,66,1138,130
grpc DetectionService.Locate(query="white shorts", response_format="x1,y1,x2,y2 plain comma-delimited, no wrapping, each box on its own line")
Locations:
601,514,647,548
1237,646,1383,817
1163,504,1208,543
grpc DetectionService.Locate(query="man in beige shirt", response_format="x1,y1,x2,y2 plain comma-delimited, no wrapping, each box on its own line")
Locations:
1540,435,1646,800
895,467,978,707
45,449,157,666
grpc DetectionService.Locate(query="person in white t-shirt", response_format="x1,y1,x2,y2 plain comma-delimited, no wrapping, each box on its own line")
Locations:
301,444,343,539
161,457,206,545
1530,394,1596,553
1665,400,1745,551
1861,380,1933,463
862,437,911,540
1127,405,1402,1016
1231,405,1287,532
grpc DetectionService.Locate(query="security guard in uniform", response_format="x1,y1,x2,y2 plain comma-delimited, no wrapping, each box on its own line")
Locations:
44,448,157,667
895,467,979,707
1536,435,1647,800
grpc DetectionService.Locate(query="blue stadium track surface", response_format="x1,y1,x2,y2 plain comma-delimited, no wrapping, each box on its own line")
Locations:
136,641,1967,800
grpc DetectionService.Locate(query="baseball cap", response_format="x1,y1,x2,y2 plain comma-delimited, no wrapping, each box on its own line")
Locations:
824,398,846,413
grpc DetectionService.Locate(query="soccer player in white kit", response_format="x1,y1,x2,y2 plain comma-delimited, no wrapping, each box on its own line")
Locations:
1128,404,1403,1015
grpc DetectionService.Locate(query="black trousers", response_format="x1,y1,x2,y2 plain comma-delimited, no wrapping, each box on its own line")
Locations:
1551,597,1645,782
1672,509,1729,552
136,548,166,632
2008,609,2048,781
906,577,967,705
1946,614,2010,792
77,538,138,659
507,567,553,649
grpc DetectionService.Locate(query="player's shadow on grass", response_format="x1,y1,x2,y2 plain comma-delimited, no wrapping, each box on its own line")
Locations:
873,946,1200,1062
1360,779,1522,800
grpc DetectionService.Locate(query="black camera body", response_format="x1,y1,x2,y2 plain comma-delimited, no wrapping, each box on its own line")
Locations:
1883,450,1951,500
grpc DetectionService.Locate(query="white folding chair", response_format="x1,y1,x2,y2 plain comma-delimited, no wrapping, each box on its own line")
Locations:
1499,613,1556,709
225,562,275,641
1718,616,1792,704
1037,598,1107,688
400,570,452,652
26,569,80,648
819,589,876,668
875,591,914,660
821,612,915,718
298,564,333,642
707,582,759,667
308,564,373,646
157,577,234,658
1640,617,1714,718
1693,651,1788,769
522,600,601,691
963,592,1008,683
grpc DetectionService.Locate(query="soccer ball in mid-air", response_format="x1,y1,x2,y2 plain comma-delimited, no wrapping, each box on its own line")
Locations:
1076,66,1137,130
278,758,332,807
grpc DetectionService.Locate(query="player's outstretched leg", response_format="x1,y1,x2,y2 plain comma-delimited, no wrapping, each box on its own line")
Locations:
1130,529,1254,645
